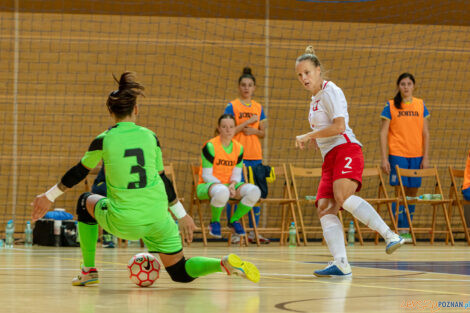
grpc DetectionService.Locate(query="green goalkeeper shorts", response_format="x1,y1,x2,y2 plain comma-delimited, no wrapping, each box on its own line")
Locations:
94,198,182,254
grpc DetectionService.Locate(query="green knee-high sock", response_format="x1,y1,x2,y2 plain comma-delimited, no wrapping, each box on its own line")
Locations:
78,222,99,268
230,202,252,223
185,257,222,278
210,205,224,222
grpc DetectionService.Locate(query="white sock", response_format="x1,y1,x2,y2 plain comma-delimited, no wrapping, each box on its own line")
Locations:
320,214,348,266
342,195,394,240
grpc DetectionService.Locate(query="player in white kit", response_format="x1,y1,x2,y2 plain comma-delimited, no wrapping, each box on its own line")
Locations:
294,46,404,277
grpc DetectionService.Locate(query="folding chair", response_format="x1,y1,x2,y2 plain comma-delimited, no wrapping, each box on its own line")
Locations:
395,166,454,245
289,164,363,246
356,167,399,244
189,164,249,246
163,163,182,203
243,164,299,246
447,167,470,245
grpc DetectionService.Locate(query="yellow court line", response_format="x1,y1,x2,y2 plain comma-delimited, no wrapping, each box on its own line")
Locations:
248,256,305,264
261,275,470,297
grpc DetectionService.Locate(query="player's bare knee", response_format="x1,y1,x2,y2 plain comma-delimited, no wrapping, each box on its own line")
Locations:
317,199,340,217
85,194,103,217
334,190,352,208
76,192,97,225
316,202,330,217
333,194,345,208
165,257,195,283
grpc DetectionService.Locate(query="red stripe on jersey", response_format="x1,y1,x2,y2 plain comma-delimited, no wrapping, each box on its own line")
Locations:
322,81,329,90
342,133,351,143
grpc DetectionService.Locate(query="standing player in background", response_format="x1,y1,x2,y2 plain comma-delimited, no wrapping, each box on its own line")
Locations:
31,72,260,285
379,73,430,243
198,114,262,241
224,67,270,244
295,46,404,277
463,150,470,201
462,150,470,228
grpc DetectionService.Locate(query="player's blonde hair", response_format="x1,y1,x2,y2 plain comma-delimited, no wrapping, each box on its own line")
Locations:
296,45,324,74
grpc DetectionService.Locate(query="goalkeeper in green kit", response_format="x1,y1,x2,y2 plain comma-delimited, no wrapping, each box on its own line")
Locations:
31,72,260,286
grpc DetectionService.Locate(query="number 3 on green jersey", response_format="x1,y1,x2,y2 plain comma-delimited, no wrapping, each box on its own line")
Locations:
124,148,147,189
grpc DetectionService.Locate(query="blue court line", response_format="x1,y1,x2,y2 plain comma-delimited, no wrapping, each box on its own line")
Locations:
307,261,470,276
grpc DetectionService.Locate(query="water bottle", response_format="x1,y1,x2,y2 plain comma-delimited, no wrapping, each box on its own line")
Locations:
288,222,296,246
75,221,80,244
53,220,62,247
5,220,15,248
24,221,33,247
348,221,355,246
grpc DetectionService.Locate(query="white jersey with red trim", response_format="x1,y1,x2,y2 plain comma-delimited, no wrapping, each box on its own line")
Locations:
308,81,362,158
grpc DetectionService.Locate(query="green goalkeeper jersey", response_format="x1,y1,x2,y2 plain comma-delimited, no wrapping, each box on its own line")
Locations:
81,122,168,225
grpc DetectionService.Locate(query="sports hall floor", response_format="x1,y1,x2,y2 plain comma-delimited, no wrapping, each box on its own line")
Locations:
1,243,469,313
